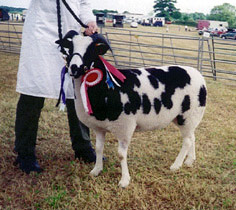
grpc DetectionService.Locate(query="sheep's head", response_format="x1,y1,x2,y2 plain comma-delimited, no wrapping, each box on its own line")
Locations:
57,30,110,78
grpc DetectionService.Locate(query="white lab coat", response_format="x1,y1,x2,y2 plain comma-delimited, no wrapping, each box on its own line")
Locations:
16,0,95,99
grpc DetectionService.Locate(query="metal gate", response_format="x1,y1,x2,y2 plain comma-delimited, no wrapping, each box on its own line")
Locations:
0,22,22,54
1,22,236,82
101,27,236,82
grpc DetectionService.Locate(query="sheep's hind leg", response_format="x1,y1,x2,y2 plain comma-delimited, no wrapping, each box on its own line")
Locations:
184,133,196,167
118,139,131,188
170,130,194,171
90,130,106,176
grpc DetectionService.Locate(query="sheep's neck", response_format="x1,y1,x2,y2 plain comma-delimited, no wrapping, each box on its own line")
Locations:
92,57,106,71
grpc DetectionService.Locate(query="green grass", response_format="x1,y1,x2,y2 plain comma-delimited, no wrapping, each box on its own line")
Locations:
0,30,236,209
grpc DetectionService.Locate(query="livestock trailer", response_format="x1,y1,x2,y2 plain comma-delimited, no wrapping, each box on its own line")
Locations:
113,14,125,27
0,8,10,21
152,17,165,27
22,10,27,21
96,13,105,27
197,20,228,30
141,17,151,26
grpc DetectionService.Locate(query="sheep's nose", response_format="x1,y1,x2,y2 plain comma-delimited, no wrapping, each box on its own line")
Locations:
71,64,78,75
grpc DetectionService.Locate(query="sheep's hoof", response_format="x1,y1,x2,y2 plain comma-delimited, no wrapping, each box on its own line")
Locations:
170,164,181,171
184,158,195,167
90,167,102,176
118,177,130,188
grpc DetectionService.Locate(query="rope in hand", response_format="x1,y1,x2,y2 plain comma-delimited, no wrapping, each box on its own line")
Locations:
56,0,88,55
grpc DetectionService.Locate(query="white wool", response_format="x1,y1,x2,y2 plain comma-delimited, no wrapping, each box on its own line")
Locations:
69,36,207,188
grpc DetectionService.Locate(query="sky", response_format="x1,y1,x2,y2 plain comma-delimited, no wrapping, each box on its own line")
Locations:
0,0,236,15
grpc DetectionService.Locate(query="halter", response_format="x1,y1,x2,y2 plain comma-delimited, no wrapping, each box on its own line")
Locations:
70,53,84,64
68,52,87,78
55,0,89,108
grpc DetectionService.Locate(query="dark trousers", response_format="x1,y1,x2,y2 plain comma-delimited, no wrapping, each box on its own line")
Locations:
14,94,91,158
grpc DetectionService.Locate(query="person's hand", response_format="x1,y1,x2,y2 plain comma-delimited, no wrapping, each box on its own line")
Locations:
84,21,98,36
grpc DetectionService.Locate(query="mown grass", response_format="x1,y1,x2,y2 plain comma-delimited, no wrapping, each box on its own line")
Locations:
0,25,236,209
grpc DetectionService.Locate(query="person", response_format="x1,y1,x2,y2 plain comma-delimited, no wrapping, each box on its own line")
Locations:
185,25,188,32
14,0,98,174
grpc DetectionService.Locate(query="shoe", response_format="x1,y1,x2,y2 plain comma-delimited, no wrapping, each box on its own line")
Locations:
75,146,96,163
14,155,43,174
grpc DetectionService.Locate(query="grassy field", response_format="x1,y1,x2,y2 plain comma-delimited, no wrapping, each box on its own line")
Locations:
0,24,236,209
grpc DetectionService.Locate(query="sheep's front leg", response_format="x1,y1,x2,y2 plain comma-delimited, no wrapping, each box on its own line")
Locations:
118,140,131,188
90,130,106,176
115,121,136,187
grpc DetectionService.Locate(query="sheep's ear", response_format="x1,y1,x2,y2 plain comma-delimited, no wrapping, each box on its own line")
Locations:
55,30,79,49
94,42,110,55
91,33,111,55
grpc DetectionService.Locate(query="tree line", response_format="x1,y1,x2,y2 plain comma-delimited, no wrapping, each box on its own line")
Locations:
2,1,236,28
153,0,236,28
0,6,26,14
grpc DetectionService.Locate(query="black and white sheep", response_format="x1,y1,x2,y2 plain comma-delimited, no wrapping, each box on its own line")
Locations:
60,31,207,187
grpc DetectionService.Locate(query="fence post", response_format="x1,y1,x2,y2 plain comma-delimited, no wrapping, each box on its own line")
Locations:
134,34,145,67
206,38,215,79
8,21,10,50
161,34,164,65
198,37,204,74
211,37,217,80
99,25,103,35
129,31,131,67
12,24,21,44
197,38,201,70
169,37,177,64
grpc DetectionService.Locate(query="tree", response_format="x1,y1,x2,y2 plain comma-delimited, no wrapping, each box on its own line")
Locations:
153,0,179,21
182,14,190,22
191,12,206,21
180,12,206,22
0,6,26,14
208,3,236,27
172,11,181,20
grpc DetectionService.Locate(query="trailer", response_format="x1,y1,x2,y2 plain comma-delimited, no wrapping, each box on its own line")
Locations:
95,13,105,27
197,20,228,30
0,8,10,21
152,17,165,27
22,10,27,22
113,14,125,28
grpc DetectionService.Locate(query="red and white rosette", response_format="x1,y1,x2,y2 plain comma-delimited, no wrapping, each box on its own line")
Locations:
80,68,103,114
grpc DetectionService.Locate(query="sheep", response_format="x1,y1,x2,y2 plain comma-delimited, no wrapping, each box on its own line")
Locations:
59,31,207,188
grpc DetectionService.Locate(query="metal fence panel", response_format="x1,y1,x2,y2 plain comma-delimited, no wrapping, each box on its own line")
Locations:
0,22,236,82
0,22,22,54
101,27,236,82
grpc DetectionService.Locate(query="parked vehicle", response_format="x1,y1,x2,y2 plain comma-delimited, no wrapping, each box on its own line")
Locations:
130,21,138,28
221,32,236,39
198,27,214,35
198,30,204,35
0,8,10,21
199,27,227,37
210,29,227,37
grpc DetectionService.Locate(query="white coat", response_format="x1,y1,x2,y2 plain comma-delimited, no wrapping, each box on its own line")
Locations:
16,0,95,99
